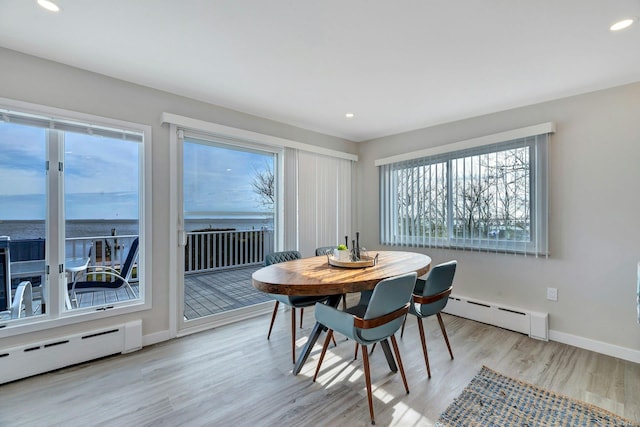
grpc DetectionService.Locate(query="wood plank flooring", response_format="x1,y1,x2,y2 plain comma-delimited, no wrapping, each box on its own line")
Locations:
1,307,638,426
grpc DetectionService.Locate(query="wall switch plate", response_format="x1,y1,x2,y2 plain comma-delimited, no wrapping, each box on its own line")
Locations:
546,287,558,301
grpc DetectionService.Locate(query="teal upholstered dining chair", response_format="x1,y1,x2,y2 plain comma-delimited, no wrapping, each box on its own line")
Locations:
313,272,417,425
401,260,457,379
315,245,348,311
265,250,331,364
314,246,336,256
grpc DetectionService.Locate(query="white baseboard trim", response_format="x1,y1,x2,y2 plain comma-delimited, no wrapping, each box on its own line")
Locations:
443,293,548,340
177,303,273,338
549,329,640,364
142,329,174,347
1,322,142,384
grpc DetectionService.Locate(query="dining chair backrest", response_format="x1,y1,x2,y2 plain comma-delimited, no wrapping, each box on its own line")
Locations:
414,260,456,317
264,250,301,266
357,272,417,342
315,246,336,256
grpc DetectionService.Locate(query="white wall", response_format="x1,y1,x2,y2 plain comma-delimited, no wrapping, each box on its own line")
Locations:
356,82,640,357
0,47,357,349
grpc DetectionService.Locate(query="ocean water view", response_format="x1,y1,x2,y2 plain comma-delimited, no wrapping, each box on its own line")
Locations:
0,218,274,240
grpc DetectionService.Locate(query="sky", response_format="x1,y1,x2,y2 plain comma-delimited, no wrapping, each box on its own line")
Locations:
0,123,274,220
183,139,274,217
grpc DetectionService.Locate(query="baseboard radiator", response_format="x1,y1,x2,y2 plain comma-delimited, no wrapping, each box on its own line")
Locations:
0,320,142,384
443,294,548,341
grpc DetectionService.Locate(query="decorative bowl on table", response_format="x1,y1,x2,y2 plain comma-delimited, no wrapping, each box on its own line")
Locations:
327,254,377,269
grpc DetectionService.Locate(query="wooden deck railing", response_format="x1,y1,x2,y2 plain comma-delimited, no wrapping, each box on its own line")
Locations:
66,234,139,282
184,229,274,273
65,228,274,277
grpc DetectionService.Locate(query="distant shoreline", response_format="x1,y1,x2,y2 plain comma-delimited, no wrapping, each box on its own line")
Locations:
0,218,274,240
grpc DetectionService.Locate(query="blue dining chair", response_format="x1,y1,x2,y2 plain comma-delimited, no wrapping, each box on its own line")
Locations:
401,260,457,378
265,250,331,364
313,272,417,425
315,245,348,311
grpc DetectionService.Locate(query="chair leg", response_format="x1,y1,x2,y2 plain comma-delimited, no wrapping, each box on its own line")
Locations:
313,329,334,382
300,308,304,328
331,334,337,347
390,335,409,394
355,342,376,359
341,294,347,311
437,312,454,360
267,301,279,340
126,283,137,298
361,344,376,425
400,316,407,338
354,342,359,360
417,317,431,379
291,308,297,364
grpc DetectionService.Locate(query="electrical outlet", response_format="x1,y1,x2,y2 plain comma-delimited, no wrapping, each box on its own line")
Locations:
546,287,558,301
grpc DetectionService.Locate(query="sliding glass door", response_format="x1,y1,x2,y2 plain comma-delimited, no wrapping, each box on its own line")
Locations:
181,137,276,326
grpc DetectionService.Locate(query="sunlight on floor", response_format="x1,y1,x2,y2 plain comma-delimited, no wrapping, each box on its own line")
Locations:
390,400,434,426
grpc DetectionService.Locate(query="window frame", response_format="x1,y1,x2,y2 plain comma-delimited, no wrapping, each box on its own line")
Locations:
0,97,152,337
378,124,552,256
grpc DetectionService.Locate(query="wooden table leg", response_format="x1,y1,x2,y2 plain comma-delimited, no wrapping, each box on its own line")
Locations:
292,294,342,375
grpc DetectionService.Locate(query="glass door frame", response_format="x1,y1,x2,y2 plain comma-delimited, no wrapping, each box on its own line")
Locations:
170,126,282,336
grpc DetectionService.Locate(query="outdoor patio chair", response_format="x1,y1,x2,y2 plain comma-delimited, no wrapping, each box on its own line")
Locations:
401,260,457,378
69,237,139,303
265,250,332,364
312,272,417,424
0,280,33,320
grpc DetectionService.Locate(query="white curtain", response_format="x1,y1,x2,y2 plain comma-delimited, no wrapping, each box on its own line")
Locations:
296,150,353,258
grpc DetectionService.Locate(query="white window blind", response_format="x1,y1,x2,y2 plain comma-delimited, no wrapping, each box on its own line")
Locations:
380,127,551,256
297,151,353,257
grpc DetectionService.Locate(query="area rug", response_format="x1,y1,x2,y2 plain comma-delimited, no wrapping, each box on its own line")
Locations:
437,366,639,427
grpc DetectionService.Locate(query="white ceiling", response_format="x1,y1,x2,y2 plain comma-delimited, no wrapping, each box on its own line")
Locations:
1,1,639,142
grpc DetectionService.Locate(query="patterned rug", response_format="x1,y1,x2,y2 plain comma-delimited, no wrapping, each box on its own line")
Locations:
437,366,639,427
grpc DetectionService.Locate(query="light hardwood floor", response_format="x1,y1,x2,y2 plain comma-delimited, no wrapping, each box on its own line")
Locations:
1,307,639,426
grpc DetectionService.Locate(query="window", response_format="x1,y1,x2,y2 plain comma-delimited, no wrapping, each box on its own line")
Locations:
379,125,552,256
0,100,150,330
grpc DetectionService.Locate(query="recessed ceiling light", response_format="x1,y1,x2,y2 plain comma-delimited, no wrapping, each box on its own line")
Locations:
37,0,60,12
345,113,355,119
609,18,635,31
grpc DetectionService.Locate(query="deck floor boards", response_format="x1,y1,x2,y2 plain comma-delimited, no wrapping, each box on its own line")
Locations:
70,265,269,319
183,265,271,319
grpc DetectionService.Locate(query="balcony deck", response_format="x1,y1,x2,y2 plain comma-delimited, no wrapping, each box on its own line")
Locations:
25,266,268,319
76,266,271,319
183,265,271,319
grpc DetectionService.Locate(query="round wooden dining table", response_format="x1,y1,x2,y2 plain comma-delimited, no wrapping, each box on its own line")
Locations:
252,250,432,375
